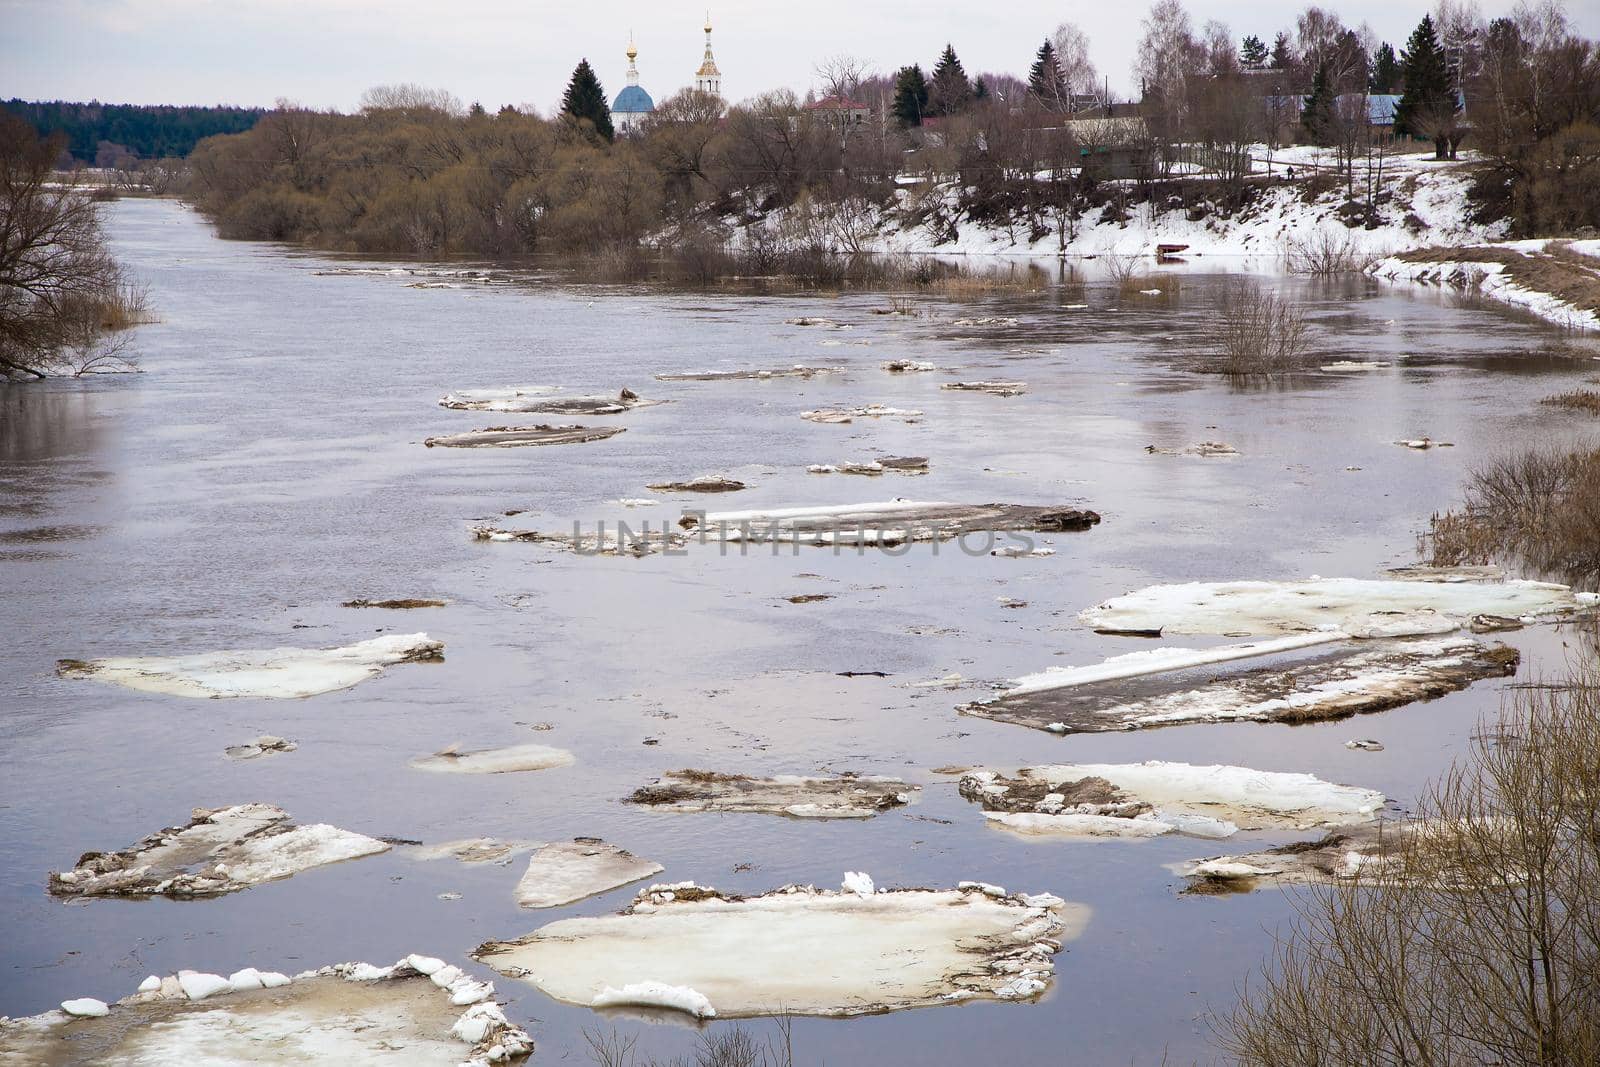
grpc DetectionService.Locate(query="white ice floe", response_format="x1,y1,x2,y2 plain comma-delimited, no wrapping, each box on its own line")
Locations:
411,742,575,775
438,387,660,415
806,456,929,476
1144,441,1239,457
1320,361,1389,371
475,882,1083,1018
655,366,830,381
940,381,1027,396
591,981,717,1019
965,633,1519,734
881,359,936,372
841,871,875,896
1080,576,1598,638
983,812,1177,838
515,839,665,908
0,956,534,1065
628,770,917,819
49,803,390,898
800,404,923,424
59,999,109,1018
57,633,443,699
136,976,160,994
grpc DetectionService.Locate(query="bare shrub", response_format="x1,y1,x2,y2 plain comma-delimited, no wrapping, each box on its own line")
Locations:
1423,445,1600,586
1098,248,1143,286
1284,229,1374,275
584,1019,796,1067
1219,674,1600,1065
1211,278,1307,377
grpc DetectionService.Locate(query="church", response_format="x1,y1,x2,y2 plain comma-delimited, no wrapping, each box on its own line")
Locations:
610,15,722,134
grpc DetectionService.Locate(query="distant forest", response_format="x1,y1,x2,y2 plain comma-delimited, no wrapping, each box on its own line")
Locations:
2,99,266,165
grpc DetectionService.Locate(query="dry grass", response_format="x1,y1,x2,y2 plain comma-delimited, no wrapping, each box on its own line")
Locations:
1395,241,1600,316
1218,674,1600,1065
586,1021,796,1067
1541,389,1600,414
1422,445,1600,585
1211,278,1308,377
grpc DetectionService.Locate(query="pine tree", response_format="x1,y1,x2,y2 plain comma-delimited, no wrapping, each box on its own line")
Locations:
928,44,971,116
1269,31,1294,71
1240,35,1269,71
891,65,929,128
1370,42,1399,93
1300,62,1335,146
1394,14,1456,154
972,76,989,101
560,59,613,142
1028,39,1069,110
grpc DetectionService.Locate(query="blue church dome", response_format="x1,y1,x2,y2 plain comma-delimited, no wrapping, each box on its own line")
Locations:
613,85,655,114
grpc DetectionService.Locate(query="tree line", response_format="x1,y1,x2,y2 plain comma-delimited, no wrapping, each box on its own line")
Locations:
2,99,266,166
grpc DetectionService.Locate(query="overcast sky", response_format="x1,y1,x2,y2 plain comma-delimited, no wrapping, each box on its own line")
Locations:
4,0,1596,113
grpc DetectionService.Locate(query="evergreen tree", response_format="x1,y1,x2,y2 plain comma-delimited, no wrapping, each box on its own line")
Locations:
560,59,613,141
972,76,989,101
1370,42,1400,93
468,101,486,118
1028,39,1069,110
891,65,929,128
1240,35,1269,71
928,44,972,116
1394,14,1455,150
1269,31,1294,71
1300,62,1335,146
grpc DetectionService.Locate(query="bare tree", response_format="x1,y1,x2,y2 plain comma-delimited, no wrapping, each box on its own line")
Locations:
813,54,873,102
1051,21,1100,102
359,84,466,119
1134,0,1203,139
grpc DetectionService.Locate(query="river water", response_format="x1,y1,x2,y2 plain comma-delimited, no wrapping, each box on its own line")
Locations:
2,198,1597,1064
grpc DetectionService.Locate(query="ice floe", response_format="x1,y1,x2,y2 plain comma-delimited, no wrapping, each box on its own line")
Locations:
881,359,936,372
471,524,687,557
784,316,851,328
645,476,747,493
473,881,1083,1018
413,838,537,865
940,381,1027,396
801,404,923,424
1144,441,1239,457
411,742,575,775
1079,576,1599,638
48,803,389,898
223,735,298,760
655,366,832,381
959,762,1383,840
57,633,442,699
1321,360,1389,371
628,770,917,818
681,501,1101,546
423,424,625,448
807,456,929,476
1178,824,1397,893
438,387,660,415
0,956,531,1064
341,597,446,608
516,838,665,908
961,633,1520,734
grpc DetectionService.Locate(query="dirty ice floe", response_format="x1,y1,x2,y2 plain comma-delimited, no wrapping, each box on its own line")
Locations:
48,803,388,898
655,365,833,381
1144,441,1239,457
940,381,1027,396
961,633,1519,734
224,735,298,760
784,316,851,329
628,770,917,818
959,762,1382,840
801,404,922,424
473,881,1082,1018
807,456,928,476
950,316,1020,327
1079,576,1599,638
471,524,687,557
56,633,442,699
439,387,660,415
424,424,625,448
1178,823,1399,893
681,501,1100,546
516,838,664,908
0,956,532,1065
411,742,575,775
881,359,937,372
645,476,747,493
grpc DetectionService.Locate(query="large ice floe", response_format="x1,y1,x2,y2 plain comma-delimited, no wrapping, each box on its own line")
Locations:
960,632,1520,734
0,956,531,1065
48,804,389,898
515,839,664,908
472,880,1084,1018
1079,575,1599,638
438,387,661,415
807,456,929,476
423,424,624,448
1178,823,1401,893
680,500,1101,546
959,762,1383,840
800,404,923,424
628,770,917,818
411,742,575,775
56,633,442,699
